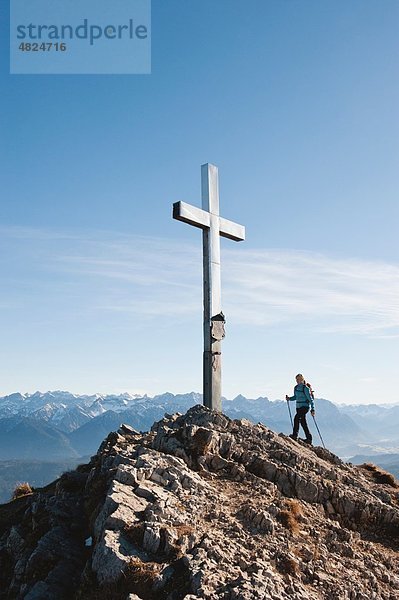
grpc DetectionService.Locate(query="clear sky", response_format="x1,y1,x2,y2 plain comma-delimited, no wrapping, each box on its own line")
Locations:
0,0,398,404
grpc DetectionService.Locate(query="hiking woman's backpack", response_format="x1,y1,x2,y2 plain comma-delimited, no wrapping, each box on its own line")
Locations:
304,382,315,400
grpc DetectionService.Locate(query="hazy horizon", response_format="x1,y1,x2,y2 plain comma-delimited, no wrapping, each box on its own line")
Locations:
0,388,398,407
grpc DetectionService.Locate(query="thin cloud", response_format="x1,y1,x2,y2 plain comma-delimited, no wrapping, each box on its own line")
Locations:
223,249,399,335
1,227,398,337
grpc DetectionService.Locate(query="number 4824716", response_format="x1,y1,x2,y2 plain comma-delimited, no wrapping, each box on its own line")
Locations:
18,42,67,51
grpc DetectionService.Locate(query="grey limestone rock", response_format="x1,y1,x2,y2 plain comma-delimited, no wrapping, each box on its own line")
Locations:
0,405,398,600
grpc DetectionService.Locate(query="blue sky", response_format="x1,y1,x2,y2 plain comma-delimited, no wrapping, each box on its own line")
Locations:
0,0,398,404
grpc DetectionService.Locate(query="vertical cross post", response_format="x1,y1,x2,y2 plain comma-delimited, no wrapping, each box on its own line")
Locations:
173,163,245,412
202,164,222,410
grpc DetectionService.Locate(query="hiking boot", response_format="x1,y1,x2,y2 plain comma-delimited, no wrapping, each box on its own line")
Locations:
289,434,298,441
304,438,312,445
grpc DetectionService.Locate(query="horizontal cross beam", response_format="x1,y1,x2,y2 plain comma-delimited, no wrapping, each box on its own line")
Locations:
173,201,245,242
173,201,210,229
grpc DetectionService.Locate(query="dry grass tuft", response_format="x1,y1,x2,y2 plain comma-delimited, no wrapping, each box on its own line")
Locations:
278,510,300,535
11,482,33,500
361,463,398,488
288,499,303,518
123,557,159,599
174,524,195,538
277,499,303,534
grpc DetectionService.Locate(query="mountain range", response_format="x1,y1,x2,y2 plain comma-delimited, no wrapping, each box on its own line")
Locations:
0,390,398,503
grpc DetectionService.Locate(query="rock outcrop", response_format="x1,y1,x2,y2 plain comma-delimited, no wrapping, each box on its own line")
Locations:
0,405,398,599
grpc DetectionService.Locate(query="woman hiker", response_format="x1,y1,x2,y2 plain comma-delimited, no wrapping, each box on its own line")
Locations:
286,373,315,444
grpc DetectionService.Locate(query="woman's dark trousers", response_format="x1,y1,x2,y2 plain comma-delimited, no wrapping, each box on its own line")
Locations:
293,407,312,441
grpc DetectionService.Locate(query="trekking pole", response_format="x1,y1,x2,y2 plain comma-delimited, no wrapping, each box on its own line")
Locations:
286,400,293,429
312,414,326,449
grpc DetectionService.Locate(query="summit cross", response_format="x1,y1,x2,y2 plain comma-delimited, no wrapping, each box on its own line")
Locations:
173,163,245,412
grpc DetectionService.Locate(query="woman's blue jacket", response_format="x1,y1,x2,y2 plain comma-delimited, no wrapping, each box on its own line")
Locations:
288,384,315,411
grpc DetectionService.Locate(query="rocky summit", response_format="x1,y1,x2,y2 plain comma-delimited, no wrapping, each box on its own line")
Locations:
0,406,399,600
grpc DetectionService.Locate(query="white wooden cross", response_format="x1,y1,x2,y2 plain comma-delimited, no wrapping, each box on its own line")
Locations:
173,163,245,412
